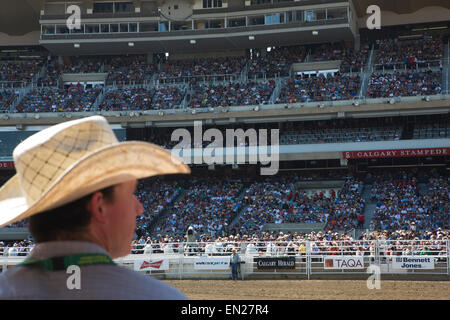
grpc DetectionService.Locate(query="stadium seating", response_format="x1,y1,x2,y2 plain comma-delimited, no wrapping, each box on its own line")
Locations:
158,56,247,83
247,45,307,79
276,74,361,103
371,174,449,231
188,80,275,108
413,123,450,139
367,70,442,98
280,126,402,144
99,86,186,111
0,90,16,112
373,37,443,70
15,85,102,113
0,60,43,86
153,177,244,237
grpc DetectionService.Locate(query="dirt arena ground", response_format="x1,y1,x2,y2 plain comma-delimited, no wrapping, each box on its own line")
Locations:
164,280,450,300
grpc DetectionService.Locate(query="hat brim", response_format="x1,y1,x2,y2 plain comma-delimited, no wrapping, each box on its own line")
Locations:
0,141,190,227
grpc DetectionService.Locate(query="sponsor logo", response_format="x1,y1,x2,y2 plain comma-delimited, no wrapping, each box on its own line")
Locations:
343,148,449,159
140,260,163,270
392,256,435,269
194,257,230,270
324,257,364,269
254,257,296,270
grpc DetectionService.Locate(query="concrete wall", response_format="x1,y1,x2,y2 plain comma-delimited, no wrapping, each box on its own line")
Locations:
357,6,450,28
0,31,40,46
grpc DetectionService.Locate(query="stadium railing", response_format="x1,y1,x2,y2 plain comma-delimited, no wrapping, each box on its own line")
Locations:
2,93,450,118
1,240,448,280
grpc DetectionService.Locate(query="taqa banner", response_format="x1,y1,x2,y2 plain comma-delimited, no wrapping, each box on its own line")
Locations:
254,257,296,270
134,259,169,271
0,161,14,169
324,256,364,269
343,148,450,159
392,256,435,270
194,257,230,270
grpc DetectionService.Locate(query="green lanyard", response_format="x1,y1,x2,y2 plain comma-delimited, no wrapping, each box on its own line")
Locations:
18,253,115,271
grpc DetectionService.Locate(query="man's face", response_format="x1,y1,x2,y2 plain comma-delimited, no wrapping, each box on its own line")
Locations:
105,179,144,258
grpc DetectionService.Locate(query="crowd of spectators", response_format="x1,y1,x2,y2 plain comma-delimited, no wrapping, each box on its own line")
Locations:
231,176,364,235
413,122,450,139
0,60,43,86
308,42,369,73
309,43,346,62
0,90,16,111
374,36,443,70
63,57,103,73
15,84,102,113
135,179,183,238
107,55,156,85
153,178,244,237
38,57,63,87
188,80,275,108
3,228,448,257
339,45,370,73
280,126,402,144
99,86,186,111
0,240,33,256
129,228,449,257
151,86,186,109
367,70,442,98
1,169,448,256
158,57,247,83
277,74,360,103
247,46,307,79
371,173,449,231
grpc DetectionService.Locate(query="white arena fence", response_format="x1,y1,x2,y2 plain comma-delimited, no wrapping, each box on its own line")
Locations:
1,240,449,280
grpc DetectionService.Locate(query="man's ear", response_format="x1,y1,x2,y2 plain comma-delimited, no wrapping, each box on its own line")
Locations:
86,191,109,224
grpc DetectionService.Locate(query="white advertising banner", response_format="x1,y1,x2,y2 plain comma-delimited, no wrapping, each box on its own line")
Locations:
194,257,230,270
134,259,169,271
324,256,365,269
391,256,435,270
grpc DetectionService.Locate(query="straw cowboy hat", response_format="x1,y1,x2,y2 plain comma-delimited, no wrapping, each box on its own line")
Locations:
0,115,190,227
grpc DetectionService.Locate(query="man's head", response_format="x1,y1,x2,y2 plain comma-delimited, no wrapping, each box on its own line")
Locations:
0,116,190,257
30,179,144,259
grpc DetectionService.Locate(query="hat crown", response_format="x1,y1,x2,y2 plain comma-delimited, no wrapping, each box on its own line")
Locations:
13,116,118,205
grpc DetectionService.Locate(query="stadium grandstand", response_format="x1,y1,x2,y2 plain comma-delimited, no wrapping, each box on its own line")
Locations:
0,0,449,282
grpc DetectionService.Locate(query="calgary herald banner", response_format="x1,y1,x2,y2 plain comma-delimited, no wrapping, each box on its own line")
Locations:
254,257,296,270
134,259,169,271
343,148,450,159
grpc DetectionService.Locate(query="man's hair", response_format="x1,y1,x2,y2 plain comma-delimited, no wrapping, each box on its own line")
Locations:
29,186,116,243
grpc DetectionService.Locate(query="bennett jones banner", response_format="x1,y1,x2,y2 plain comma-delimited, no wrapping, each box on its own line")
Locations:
134,259,169,271
392,256,435,270
324,256,365,269
343,148,450,159
254,257,296,270
194,257,230,270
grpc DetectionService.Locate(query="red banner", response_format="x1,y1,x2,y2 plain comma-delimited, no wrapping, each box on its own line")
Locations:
343,148,450,159
0,161,14,169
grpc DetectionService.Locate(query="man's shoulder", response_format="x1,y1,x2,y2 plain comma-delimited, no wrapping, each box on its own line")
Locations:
92,265,188,300
0,264,187,300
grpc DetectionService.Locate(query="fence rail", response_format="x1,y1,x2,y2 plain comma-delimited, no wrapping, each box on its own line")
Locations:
1,240,448,279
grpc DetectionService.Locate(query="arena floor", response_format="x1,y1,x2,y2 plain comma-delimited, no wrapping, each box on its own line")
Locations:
164,280,450,300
